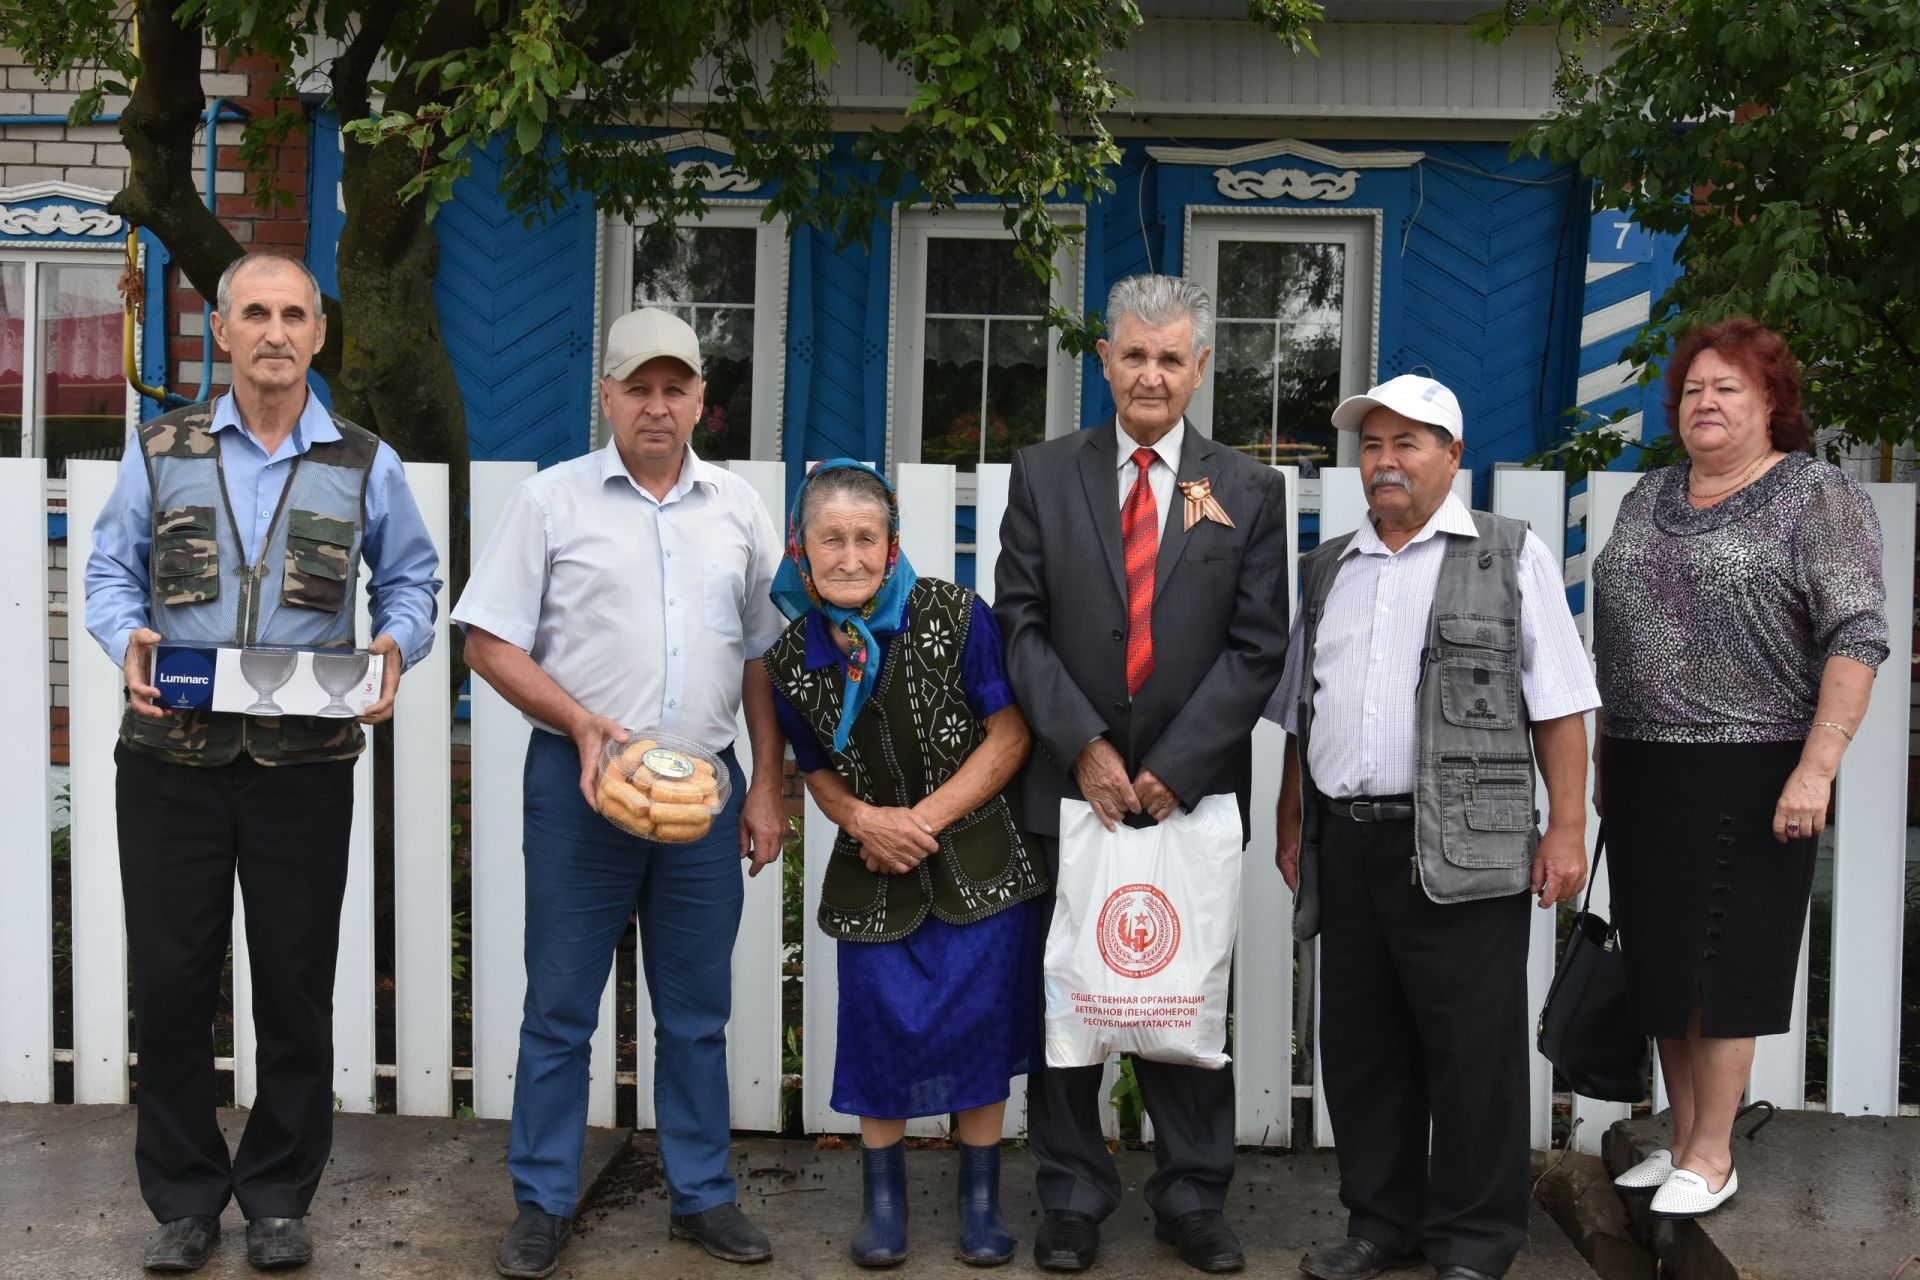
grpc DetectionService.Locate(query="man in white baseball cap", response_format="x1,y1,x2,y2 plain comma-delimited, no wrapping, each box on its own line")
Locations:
457,304,789,1276
1328,371,1464,442
1264,373,1599,1280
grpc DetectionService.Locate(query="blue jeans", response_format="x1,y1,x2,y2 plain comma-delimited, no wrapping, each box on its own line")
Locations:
507,729,745,1216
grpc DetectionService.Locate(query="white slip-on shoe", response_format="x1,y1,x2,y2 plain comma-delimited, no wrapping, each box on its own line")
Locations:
1612,1147,1675,1195
1649,1166,1737,1219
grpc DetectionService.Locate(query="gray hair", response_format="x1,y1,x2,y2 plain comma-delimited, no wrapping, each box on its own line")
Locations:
797,466,892,542
216,251,324,316
1105,274,1213,356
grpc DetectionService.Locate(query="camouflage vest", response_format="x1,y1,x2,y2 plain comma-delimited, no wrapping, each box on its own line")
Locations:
763,578,1046,942
119,400,379,768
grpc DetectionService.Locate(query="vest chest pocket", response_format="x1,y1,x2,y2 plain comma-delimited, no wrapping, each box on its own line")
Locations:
154,505,219,605
1435,615,1519,731
282,509,355,613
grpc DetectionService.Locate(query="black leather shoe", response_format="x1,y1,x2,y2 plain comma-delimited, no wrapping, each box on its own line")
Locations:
1154,1210,1245,1273
244,1216,312,1269
143,1216,220,1272
1434,1267,1499,1280
1299,1236,1423,1280
497,1205,571,1278
1033,1210,1099,1271
669,1203,773,1263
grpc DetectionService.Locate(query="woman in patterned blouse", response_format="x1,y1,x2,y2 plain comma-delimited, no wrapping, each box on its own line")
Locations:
764,461,1047,1268
1592,318,1887,1220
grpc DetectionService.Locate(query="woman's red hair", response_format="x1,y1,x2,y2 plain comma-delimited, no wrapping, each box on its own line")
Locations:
1663,317,1812,453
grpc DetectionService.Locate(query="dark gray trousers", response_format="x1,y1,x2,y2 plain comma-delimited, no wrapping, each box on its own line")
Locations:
1026,834,1237,1222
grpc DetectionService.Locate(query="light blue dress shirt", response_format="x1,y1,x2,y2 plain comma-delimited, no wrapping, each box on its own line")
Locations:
85,389,443,670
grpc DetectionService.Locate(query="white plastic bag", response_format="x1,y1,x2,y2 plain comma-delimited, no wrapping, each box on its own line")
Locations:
1044,794,1243,1070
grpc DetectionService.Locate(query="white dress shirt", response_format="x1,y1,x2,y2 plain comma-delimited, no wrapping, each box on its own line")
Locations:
453,444,785,748
1115,418,1185,545
1264,493,1599,797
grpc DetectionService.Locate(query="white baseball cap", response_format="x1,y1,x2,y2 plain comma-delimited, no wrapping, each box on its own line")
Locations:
604,307,702,380
1330,374,1464,444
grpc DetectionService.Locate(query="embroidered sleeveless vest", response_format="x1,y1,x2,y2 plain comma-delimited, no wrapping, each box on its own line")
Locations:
764,578,1046,942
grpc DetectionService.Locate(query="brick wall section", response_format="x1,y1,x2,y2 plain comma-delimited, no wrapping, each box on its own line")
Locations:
4,42,309,734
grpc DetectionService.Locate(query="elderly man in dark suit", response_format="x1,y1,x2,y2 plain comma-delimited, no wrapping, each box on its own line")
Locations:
994,274,1291,1274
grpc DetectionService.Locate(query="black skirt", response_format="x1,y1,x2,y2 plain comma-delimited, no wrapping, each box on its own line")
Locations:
1601,736,1816,1040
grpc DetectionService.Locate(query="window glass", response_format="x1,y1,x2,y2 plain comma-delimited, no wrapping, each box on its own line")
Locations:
918,237,1049,471
38,263,123,477
632,225,756,460
1211,240,1344,471
0,262,22,458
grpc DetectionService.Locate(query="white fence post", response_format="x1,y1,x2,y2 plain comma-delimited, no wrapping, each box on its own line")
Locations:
1570,470,1637,1152
1825,483,1915,1115
896,464,958,586
332,584,380,1113
1491,467,1571,1151
0,459,53,1104
726,459,789,1132
1234,465,1299,1148
66,460,129,1103
469,460,536,1120
974,464,1011,608
394,463,453,1115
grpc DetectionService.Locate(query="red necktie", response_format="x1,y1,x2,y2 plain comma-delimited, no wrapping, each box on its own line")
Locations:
1122,447,1158,695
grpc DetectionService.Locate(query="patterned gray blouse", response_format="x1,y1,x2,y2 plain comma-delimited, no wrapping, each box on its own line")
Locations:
1593,453,1888,743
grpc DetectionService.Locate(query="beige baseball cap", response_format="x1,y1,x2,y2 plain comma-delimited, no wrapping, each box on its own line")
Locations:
1330,373,1465,444
604,307,702,380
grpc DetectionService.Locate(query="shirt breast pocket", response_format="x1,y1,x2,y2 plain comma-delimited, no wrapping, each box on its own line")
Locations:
703,559,746,638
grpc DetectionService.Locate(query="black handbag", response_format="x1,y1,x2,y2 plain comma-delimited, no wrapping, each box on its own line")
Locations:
1536,830,1651,1103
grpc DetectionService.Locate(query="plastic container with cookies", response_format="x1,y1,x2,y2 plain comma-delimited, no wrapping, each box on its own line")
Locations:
596,731,730,843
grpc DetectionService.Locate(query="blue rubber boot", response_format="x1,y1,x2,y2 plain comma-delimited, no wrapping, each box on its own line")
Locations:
851,1140,908,1267
957,1141,1016,1266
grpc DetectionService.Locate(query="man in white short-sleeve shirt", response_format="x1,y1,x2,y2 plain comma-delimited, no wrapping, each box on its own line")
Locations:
455,308,787,1277
1268,376,1598,1280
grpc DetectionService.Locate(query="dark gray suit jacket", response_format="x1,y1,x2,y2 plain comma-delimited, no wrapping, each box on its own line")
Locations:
993,421,1291,842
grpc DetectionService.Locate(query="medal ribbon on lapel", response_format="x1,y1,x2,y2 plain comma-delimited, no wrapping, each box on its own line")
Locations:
1177,476,1236,532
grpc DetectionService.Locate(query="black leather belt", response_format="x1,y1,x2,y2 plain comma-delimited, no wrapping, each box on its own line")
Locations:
1322,794,1415,822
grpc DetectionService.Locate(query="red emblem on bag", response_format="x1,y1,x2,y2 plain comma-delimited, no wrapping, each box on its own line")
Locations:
1096,883,1180,979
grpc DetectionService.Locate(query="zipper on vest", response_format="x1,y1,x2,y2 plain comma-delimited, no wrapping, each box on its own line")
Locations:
214,450,302,645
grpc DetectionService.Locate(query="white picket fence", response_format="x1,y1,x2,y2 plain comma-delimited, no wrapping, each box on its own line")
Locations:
1,458,1911,1156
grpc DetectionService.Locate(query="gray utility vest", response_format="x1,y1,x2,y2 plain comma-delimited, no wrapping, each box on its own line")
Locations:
120,400,378,768
1292,510,1538,941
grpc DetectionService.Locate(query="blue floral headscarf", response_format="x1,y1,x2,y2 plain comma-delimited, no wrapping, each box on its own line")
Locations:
770,460,919,752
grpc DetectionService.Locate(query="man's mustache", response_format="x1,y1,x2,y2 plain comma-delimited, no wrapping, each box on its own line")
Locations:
1368,470,1413,494
252,344,297,360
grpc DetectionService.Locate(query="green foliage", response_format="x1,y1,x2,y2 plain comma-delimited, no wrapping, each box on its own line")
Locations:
2,0,1321,370
1108,1056,1142,1142
1480,0,1920,458
449,909,468,981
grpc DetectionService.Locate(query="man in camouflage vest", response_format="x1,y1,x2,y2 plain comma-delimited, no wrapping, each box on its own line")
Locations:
84,252,442,1273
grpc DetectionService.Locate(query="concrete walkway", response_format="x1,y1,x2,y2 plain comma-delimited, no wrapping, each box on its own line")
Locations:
1607,1110,1920,1280
2,1102,1599,1278
0,1103,626,1279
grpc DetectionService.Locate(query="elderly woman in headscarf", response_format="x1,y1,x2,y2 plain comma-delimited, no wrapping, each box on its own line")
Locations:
765,460,1047,1269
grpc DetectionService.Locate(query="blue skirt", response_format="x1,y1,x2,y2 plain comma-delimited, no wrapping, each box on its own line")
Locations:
831,896,1043,1120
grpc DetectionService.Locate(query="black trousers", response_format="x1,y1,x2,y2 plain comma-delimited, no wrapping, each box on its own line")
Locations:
115,744,355,1222
1317,807,1531,1276
1025,835,1237,1222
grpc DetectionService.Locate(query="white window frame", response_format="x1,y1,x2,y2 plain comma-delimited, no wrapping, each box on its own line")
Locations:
888,206,1083,495
599,201,790,460
1184,207,1381,468
0,245,140,467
